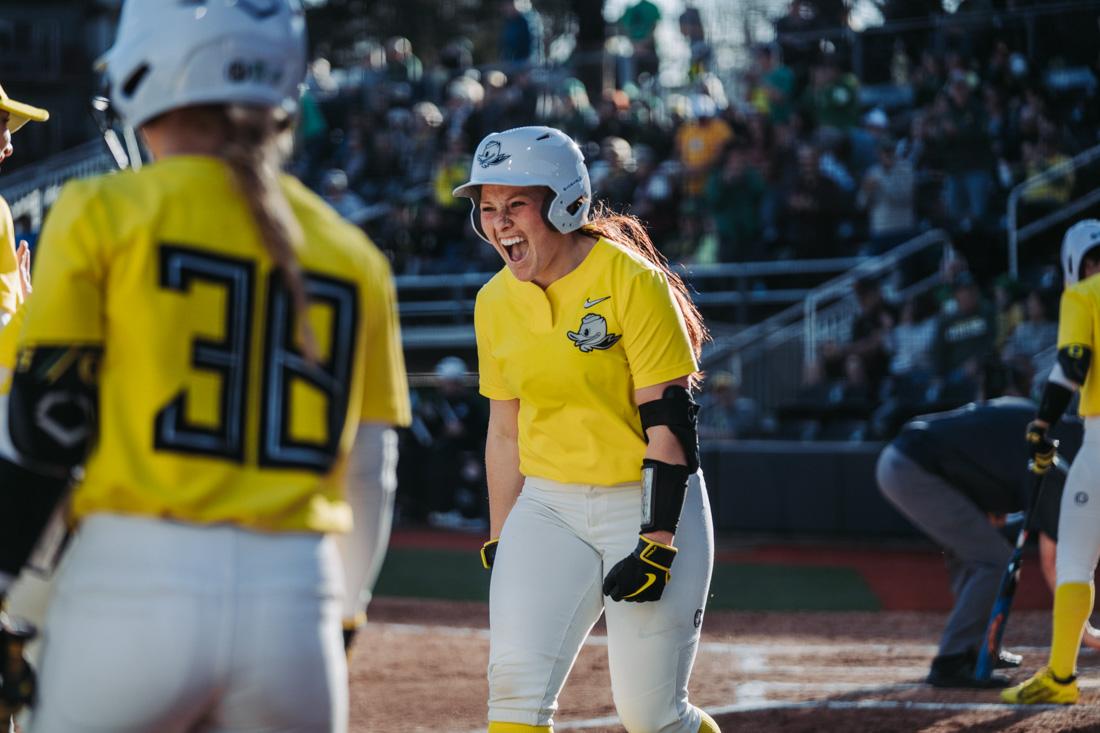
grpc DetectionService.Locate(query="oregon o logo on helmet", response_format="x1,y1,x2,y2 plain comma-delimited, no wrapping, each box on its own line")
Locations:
477,140,510,168
1076,491,1089,506
226,58,284,85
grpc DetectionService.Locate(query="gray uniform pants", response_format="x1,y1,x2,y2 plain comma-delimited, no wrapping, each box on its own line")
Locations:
876,445,1013,657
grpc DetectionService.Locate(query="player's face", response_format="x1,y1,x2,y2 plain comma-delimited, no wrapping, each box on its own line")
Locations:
0,112,13,164
479,184,571,287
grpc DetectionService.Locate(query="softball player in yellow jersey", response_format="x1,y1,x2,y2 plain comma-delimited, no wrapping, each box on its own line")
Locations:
0,83,49,326
455,126,720,733
0,2,409,731
1003,219,1100,705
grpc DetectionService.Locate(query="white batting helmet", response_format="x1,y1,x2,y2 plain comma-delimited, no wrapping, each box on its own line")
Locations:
1061,219,1100,286
453,126,591,243
99,0,307,129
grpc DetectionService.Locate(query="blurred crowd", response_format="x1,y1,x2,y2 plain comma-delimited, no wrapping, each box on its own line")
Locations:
777,257,1063,442
287,0,1099,459
294,1,1099,279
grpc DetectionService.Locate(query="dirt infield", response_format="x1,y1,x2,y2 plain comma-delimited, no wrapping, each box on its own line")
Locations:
350,599,1100,732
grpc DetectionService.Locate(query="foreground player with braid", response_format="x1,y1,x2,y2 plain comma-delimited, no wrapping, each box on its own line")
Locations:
0,1,409,730
455,126,720,733
1002,219,1100,705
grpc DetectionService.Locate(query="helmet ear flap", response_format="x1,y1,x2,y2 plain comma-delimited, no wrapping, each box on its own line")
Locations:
540,186,556,233
468,188,488,242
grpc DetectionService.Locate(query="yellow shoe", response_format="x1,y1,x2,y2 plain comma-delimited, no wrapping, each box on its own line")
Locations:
1001,667,1079,705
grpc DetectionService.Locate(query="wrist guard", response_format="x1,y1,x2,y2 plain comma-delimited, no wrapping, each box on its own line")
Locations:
640,459,690,534
0,457,70,577
1037,380,1074,426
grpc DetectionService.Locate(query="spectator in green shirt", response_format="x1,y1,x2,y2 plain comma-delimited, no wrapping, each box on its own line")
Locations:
705,142,765,262
618,0,661,78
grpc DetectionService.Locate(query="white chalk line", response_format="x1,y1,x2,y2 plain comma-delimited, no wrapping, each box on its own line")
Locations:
464,698,1074,733
549,700,1075,730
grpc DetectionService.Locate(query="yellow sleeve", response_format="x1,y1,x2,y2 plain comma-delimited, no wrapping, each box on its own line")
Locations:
619,267,698,389
1058,288,1093,350
474,290,514,400
0,197,20,315
359,251,411,427
0,303,26,395
19,181,106,346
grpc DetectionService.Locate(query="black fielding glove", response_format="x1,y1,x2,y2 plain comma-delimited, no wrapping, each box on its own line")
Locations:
603,536,677,603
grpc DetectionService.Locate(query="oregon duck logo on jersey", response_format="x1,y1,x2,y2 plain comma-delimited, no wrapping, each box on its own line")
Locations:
567,313,620,352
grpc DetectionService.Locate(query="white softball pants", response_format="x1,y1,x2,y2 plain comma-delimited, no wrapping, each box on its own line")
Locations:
488,473,714,732
1057,418,1100,585
27,514,348,733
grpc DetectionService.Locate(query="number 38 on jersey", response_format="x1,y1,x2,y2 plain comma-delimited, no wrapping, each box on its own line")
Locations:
154,244,358,474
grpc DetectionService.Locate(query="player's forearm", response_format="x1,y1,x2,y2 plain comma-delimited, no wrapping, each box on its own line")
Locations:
485,431,523,538
337,423,398,621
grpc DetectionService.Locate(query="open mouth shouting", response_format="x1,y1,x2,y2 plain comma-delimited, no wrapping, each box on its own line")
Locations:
499,235,529,264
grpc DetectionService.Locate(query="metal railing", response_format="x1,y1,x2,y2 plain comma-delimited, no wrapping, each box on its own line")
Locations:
702,230,951,411
804,229,952,365
1006,141,1100,278
394,256,864,329
0,140,118,230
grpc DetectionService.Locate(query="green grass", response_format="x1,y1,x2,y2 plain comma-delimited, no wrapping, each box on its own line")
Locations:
706,564,881,611
374,548,881,612
374,548,491,602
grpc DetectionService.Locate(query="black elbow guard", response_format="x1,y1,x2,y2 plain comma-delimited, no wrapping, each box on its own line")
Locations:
638,385,701,473
640,458,690,534
1058,344,1092,386
9,346,101,471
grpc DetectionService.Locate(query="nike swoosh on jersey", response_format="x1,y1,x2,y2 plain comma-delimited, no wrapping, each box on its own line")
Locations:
624,573,657,599
584,296,611,308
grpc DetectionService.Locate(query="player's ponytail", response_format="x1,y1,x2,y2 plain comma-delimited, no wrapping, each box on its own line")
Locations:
580,204,709,378
219,104,319,362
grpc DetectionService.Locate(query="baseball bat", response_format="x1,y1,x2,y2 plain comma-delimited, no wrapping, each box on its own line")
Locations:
974,453,1068,679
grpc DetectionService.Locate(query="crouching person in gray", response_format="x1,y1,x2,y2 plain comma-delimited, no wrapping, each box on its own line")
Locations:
877,374,1079,689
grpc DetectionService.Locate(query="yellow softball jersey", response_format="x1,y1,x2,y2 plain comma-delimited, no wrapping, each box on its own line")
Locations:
0,302,24,395
1059,274,1100,417
475,237,698,485
17,156,410,533
0,196,24,316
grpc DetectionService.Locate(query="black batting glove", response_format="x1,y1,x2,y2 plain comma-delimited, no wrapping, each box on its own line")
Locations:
0,611,36,719
603,536,677,603
342,612,366,661
480,538,499,571
1026,421,1058,475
